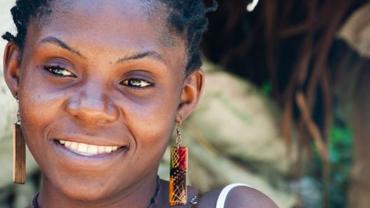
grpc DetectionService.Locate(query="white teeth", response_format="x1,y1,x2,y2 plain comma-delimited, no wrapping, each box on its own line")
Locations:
79,143,88,153
65,141,72,148
71,142,78,150
98,146,105,154
88,145,98,155
105,146,113,153
58,140,121,156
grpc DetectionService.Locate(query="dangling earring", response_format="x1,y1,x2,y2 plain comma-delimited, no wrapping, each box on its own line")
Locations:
13,96,26,184
169,123,188,206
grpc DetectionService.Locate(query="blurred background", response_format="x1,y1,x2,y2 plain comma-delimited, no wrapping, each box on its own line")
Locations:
1,0,370,207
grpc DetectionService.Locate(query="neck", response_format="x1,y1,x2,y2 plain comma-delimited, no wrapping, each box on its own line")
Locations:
37,173,159,208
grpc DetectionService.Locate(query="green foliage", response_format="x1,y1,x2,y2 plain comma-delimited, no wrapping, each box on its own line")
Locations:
308,121,352,208
261,81,272,97
328,125,352,207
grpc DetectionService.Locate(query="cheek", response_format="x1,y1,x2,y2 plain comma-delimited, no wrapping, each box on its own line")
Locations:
119,78,183,147
18,71,66,151
123,91,179,148
120,89,182,163
20,80,59,124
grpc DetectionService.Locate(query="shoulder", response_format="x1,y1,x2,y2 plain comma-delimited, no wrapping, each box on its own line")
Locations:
198,184,278,208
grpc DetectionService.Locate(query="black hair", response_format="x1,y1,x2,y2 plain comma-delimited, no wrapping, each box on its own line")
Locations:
2,0,217,73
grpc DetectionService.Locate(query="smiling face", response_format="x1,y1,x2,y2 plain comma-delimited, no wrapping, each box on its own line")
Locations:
3,0,203,205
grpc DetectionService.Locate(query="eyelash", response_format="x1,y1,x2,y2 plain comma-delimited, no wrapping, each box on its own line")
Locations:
120,79,154,88
44,65,153,89
43,65,75,77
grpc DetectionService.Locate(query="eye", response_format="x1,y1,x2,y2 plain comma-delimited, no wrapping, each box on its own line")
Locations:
121,78,153,88
43,65,76,77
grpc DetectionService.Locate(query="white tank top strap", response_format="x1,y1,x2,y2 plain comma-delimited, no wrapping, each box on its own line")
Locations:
216,183,252,208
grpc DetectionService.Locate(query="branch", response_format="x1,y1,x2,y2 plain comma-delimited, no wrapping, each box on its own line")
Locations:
296,92,329,163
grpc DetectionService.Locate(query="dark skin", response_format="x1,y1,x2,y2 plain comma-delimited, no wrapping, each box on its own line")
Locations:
3,0,278,207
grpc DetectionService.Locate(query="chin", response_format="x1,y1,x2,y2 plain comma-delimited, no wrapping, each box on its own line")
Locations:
58,179,117,202
42,171,118,204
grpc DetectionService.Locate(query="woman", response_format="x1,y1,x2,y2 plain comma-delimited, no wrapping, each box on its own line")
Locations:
2,0,278,207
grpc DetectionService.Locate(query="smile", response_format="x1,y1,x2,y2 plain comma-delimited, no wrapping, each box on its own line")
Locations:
56,139,122,156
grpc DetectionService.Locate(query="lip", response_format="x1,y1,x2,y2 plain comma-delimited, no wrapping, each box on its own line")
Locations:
51,134,128,147
54,140,129,158
49,134,130,168
52,140,129,169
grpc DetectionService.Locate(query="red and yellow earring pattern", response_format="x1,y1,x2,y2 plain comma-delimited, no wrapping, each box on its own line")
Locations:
169,125,188,206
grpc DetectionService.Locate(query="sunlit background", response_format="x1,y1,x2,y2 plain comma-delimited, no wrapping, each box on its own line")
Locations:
1,0,370,207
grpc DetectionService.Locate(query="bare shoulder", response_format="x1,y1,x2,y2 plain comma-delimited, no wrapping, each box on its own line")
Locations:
198,185,278,208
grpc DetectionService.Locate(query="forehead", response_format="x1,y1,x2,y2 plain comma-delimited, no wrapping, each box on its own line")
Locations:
26,0,186,68
42,0,173,44
51,0,159,24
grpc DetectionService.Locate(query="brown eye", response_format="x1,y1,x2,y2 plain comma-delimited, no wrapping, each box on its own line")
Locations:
44,65,76,77
121,78,153,88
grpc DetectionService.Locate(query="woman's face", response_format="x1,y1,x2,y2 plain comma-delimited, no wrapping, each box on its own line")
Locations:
4,0,203,202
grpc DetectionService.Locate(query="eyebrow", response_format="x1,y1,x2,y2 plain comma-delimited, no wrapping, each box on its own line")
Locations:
40,36,85,58
39,36,166,65
115,50,166,65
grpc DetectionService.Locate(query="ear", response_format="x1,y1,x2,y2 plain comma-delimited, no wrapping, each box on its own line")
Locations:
3,42,22,97
176,70,204,123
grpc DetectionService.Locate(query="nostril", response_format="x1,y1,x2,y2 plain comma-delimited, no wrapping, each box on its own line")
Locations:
65,96,118,123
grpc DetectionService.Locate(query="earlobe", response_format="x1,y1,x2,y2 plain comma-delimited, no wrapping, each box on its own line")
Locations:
176,70,204,123
3,42,22,97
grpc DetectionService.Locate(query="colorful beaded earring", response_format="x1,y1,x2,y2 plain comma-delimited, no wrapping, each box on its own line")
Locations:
13,96,26,184
169,124,188,206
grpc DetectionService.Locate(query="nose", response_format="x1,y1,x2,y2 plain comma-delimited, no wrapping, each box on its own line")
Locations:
65,84,118,125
